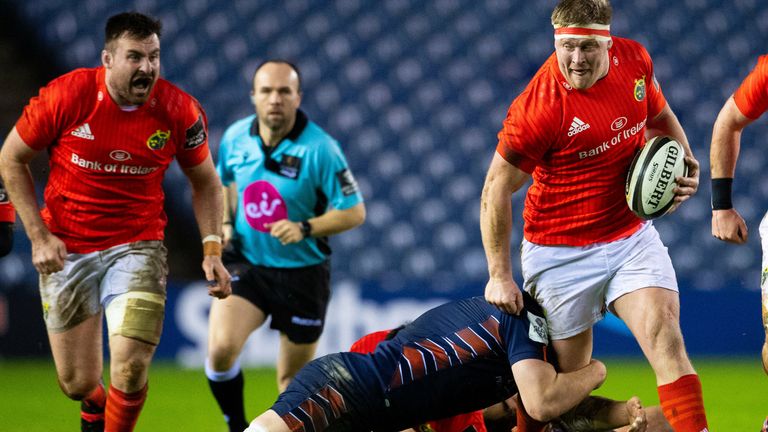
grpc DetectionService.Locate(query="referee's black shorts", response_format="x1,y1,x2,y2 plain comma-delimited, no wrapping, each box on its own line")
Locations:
223,246,330,344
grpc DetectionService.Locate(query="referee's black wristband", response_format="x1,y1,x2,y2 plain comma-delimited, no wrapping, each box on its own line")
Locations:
300,220,312,238
711,178,733,210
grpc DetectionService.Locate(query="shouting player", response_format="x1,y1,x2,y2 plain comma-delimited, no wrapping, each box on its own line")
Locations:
0,12,230,432
480,1,707,431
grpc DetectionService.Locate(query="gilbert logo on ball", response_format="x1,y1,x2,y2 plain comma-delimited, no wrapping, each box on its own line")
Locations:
625,136,687,220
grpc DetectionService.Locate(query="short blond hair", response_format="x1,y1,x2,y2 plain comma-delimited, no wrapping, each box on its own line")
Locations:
551,0,612,27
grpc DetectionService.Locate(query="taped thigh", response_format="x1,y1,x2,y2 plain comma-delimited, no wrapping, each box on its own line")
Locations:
105,292,165,345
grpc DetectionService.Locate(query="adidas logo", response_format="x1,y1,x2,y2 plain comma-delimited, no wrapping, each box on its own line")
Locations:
71,123,94,140
567,117,590,137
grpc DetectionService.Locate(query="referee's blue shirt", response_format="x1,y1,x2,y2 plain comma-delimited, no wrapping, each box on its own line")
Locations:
217,111,363,268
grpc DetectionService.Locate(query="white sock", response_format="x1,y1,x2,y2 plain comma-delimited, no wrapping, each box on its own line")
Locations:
205,357,242,382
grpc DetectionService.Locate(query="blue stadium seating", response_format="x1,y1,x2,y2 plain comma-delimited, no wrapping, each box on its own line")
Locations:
5,0,768,296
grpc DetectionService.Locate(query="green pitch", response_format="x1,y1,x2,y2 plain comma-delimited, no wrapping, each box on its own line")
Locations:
0,357,765,431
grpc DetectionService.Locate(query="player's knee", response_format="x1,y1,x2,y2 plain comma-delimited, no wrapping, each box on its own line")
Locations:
640,307,682,348
208,342,241,370
105,291,165,345
113,356,150,388
57,376,101,401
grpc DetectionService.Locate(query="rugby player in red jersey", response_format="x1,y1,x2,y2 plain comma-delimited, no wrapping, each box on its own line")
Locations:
0,12,231,432
480,1,707,431
709,53,768,431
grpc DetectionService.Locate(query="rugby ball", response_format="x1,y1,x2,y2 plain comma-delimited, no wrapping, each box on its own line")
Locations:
625,136,687,220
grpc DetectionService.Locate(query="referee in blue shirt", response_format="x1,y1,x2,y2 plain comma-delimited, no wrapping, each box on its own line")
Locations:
205,60,365,432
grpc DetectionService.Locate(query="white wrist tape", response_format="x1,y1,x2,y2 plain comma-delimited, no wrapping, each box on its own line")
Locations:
202,234,222,244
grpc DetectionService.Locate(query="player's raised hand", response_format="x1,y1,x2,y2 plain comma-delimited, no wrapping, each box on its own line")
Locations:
203,255,232,299
31,231,67,275
485,277,524,316
712,208,748,244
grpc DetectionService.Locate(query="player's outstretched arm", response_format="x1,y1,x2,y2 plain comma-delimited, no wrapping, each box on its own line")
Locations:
511,358,606,422
480,153,530,315
710,96,754,244
0,127,67,273
182,154,232,298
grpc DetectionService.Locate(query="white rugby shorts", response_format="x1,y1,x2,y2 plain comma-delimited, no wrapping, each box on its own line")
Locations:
521,222,678,339
39,241,168,333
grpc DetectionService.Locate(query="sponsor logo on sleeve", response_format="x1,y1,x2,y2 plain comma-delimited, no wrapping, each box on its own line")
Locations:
336,169,359,196
184,115,206,149
147,130,170,150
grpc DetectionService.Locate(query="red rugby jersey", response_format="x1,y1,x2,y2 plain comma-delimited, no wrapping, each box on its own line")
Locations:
15,67,209,253
733,55,768,119
497,37,667,246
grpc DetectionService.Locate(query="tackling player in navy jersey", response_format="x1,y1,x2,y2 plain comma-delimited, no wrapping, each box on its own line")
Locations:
243,294,630,432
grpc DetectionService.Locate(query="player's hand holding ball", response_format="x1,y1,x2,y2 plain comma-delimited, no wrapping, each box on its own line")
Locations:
625,136,697,219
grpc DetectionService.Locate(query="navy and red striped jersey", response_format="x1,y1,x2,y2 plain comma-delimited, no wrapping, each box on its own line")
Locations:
373,296,547,418
273,296,549,431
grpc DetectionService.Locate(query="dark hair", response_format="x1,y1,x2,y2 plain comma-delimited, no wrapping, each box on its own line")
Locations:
105,12,162,48
551,0,612,27
253,60,302,93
